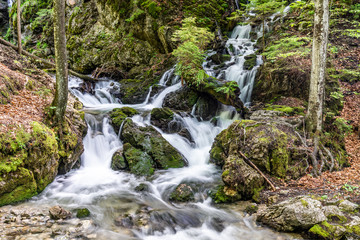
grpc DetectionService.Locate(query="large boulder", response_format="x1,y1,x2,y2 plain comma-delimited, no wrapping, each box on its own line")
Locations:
256,196,327,232
150,107,174,132
109,107,139,132
114,119,186,176
0,122,59,206
209,114,308,201
163,86,199,113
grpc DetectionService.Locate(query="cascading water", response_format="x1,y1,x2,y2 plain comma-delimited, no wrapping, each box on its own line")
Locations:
24,63,297,239
204,24,263,107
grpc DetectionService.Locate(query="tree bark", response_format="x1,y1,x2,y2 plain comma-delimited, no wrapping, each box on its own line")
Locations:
17,0,21,54
52,0,68,124
306,0,330,175
306,0,330,134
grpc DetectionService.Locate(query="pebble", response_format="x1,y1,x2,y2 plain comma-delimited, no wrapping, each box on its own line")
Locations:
0,205,96,239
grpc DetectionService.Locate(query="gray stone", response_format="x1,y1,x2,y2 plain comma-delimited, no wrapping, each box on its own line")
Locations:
339,200,359,212
256,196,326,231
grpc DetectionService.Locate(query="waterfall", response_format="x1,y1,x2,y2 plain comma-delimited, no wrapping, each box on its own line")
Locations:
25,70,291,239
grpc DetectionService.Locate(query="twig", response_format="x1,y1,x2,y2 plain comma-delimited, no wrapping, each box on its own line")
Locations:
0,37,102,82
238,150,276,191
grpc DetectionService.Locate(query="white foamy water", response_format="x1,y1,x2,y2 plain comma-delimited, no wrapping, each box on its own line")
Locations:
21,19,298,239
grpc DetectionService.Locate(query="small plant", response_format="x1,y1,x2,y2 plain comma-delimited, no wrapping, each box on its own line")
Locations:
215,81,238,100
334,117,352,135
172,17,214,87
330,91,344,100
35,87,51,99
342,183,359,192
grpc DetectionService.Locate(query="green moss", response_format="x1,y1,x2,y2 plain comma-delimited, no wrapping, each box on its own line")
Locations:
0,168,37,206
210,185,241,204
301,198,309,207
264,105,305,116
76,208,91,218
110,107,139,132
123,143,155,176
209,146,224,166
151,107,174,120
309,223,330,238
252,186,264,202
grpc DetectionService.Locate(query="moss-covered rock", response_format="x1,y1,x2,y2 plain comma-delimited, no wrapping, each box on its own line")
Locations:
0,122,59,206
119,119,186,176
109,107,139,132
163,86,199,112
150,107,174,131
209,185,242,204
244,54,257,70
309,221,346,240
76,208,91,218
264,105,305,116
123,143,155,176
209,118,308,201
111,149,127,170
169,184,195,202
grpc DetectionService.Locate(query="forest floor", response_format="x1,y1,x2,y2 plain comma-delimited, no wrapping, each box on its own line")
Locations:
268,81,360,203
0,43,53,134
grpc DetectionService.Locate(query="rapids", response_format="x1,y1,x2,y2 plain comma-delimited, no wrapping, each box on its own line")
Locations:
22,22,298,240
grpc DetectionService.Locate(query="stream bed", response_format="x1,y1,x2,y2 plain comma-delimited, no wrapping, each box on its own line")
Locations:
0,23,302,240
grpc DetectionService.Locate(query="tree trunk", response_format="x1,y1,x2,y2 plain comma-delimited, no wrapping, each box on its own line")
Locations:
52,0,68,124
17,0,21,54
306,0,330,175
306,0,329,134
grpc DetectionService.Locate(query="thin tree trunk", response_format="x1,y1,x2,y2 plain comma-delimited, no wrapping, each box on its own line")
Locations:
306,0,329,133
262,16,265,50
306,0,330,174
52,0,68,124
17,0,21,54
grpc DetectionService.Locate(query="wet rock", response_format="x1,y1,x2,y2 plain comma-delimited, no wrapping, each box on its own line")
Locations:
123,143,155,176
49,206,72,220
194,95,219,121
150,107,174,132
163,86,199,112
256,196,326,231
135,183,150,192
120,119,186,176
169,184,195,202
76,208,91,218
111,149,127,170
109,107,139,133
243,54,257,70
209,53,231,65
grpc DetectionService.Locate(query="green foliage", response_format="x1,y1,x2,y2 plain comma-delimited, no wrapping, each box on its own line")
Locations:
141,0,161,18
172,18,214,87
125,8,145,22
334,118,352,135
262,36,311,61
172,17,214,50
215,81,238,100
350,4,360,19
342,183,359,192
